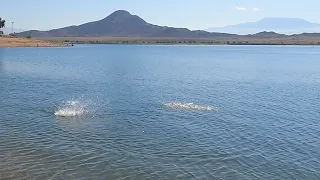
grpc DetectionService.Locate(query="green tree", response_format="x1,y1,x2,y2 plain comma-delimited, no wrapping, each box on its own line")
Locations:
0,17,5,29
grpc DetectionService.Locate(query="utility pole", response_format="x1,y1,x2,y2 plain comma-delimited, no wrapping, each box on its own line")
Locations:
11,22,14,34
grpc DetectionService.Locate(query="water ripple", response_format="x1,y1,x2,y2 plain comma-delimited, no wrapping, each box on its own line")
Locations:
164,102,221,112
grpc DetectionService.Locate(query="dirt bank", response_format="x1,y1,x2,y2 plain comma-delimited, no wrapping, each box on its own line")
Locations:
0,35,64,47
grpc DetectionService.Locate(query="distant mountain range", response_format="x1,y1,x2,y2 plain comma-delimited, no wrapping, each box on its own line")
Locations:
16,11,320,38
207,18,320,35
17,10,232,38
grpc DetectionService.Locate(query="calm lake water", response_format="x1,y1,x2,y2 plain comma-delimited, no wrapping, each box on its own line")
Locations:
0,45,320,180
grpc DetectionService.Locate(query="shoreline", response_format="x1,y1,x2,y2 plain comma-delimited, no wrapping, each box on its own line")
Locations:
68,42,320,46
0,35,64,48
1,35,320,47
40,36,320,46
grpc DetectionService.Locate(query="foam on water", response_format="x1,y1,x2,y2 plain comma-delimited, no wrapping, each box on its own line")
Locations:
164,102,221,112
54,100,87,117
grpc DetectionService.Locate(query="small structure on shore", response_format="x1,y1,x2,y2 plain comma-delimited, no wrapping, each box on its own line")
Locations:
64,42,74,47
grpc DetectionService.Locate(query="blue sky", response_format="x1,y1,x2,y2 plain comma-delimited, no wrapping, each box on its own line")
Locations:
1,0,320,30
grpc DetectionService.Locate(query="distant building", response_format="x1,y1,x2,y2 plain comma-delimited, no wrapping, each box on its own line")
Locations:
0,31,3,35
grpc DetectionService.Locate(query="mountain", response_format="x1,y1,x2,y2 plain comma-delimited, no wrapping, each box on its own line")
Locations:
17,10,233,38
248,31,287,38
207,18,320,35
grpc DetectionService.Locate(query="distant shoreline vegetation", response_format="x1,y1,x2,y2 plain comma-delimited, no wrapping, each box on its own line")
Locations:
60,39,320,46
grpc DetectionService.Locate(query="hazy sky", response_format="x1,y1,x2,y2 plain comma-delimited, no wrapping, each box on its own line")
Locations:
1,0,320,30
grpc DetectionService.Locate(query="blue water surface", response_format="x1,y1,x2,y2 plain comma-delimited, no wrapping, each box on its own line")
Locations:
0,45,320,179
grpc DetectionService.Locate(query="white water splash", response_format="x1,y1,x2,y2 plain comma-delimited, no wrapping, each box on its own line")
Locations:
54,100,87,117
164,102,221,112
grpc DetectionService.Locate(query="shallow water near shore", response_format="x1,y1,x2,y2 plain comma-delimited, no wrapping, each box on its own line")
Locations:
1,45,320,179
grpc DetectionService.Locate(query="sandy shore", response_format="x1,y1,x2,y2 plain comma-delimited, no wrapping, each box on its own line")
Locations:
0,36,64,47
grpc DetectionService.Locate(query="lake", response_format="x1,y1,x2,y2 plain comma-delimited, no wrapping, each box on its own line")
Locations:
0,45,320,179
